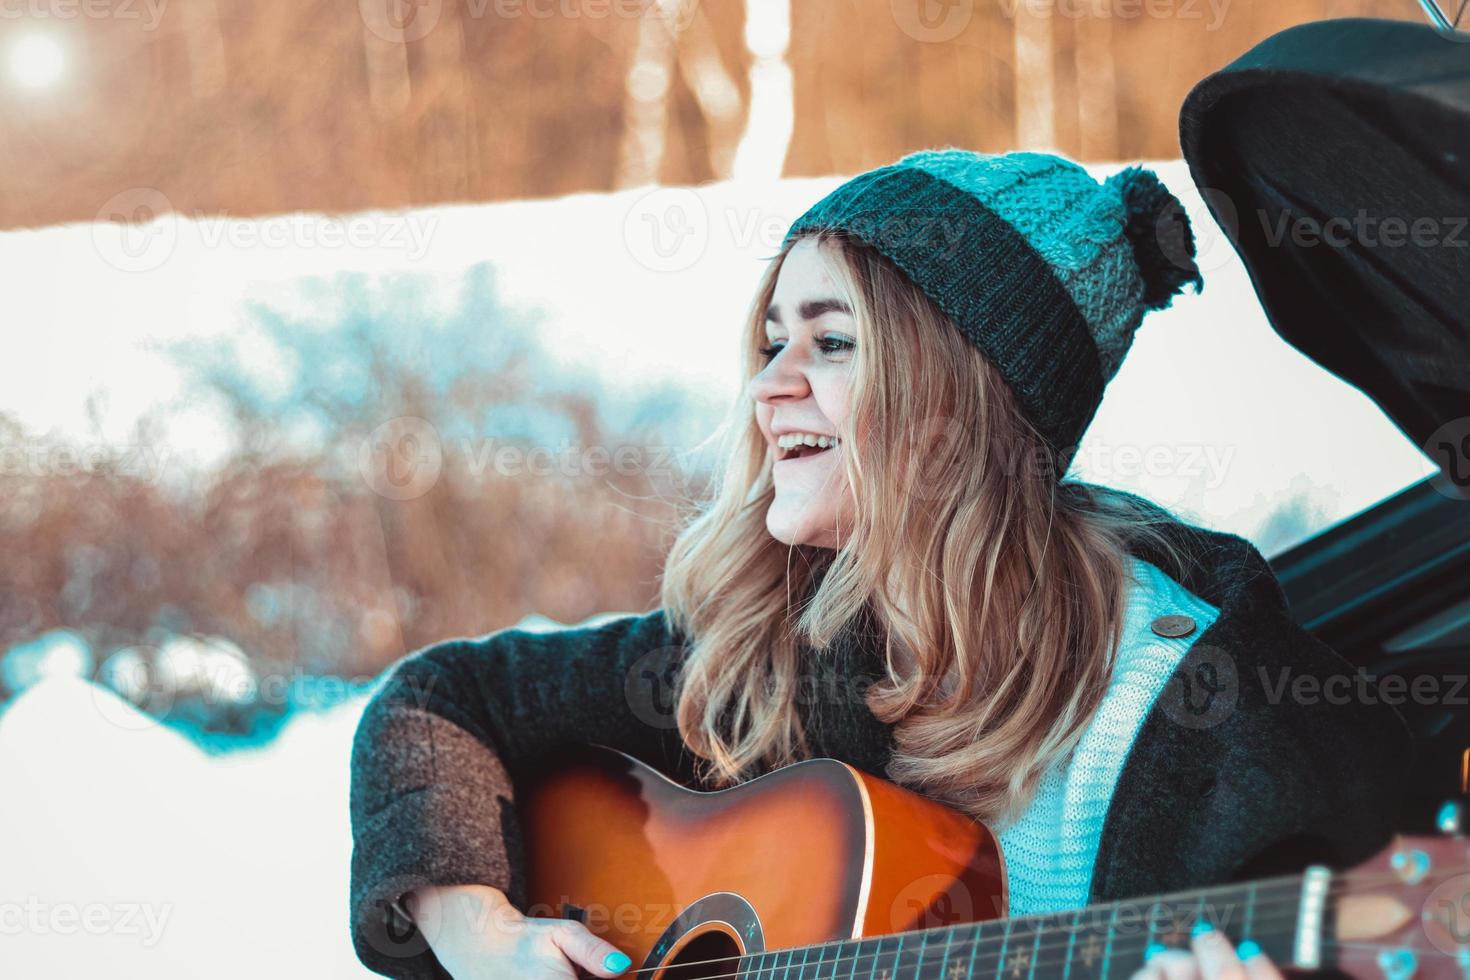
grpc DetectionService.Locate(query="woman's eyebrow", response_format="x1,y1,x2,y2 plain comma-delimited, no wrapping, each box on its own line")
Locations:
764,298,854,325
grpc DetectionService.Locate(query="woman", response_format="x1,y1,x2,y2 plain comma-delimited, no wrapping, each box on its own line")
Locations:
348,149,1411,980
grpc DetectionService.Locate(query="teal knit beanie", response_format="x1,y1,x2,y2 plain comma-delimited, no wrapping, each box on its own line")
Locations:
781,148,1204,475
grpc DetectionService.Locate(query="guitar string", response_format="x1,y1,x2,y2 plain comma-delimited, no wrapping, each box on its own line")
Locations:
607,862,1422,976
630,934,1467,980
713,904,1414,980
746,936,1461,980
632,896,1470,980
610,864,1470,979
616,863,1461,973
612,870,1463,979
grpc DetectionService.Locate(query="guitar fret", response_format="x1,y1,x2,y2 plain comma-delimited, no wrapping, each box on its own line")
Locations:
1098,903,1119,980
1062,908,1082,980
804,940,826,980
992,916,1013,980
852,934,870,980
803,945,816,980
912,927,930,980
962,919,983,980
892,931,913,978
933,924,959,980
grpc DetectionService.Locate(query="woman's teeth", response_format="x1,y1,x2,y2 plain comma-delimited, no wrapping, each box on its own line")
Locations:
776,432,839,461
776,433,838,450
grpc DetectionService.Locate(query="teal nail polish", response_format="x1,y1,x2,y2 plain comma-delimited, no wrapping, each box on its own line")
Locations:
1191,919,1214,938
1145,943,1167,961
604,950,633,973
1237,940,1262,960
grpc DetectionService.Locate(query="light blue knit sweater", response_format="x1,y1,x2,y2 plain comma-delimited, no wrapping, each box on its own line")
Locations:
993,554,1221,916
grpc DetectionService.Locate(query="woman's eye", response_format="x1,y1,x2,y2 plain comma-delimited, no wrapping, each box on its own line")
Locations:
758,342,784,361
818,335,856,355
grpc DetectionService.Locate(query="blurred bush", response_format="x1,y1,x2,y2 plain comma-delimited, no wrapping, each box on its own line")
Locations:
0,263,720,725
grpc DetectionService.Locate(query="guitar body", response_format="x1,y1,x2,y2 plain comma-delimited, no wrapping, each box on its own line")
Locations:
522,744,1006,976
525,745,1470,980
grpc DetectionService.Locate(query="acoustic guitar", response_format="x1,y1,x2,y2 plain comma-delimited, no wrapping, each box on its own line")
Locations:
522,745,1470,979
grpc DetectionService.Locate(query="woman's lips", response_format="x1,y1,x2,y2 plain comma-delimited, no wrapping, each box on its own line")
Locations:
775,443,837,464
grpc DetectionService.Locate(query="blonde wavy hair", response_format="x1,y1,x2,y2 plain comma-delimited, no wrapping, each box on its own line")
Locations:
660,230,1197,825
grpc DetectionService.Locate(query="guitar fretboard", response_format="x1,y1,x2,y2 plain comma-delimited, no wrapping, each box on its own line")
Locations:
736,873,1317,980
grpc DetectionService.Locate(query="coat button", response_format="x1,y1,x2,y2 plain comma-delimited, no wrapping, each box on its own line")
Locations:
1150,614,1196,638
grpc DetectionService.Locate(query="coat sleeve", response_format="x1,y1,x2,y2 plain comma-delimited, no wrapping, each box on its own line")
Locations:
347,609,693,980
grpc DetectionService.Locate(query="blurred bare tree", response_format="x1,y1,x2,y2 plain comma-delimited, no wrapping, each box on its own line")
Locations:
0,264,718,703
0,0,1422,230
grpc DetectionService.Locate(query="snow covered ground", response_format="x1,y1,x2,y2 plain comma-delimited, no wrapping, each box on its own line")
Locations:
0,675,376,978
0,614,609,978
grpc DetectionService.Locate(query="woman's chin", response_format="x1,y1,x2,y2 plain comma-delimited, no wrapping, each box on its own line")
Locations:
765,501,839,550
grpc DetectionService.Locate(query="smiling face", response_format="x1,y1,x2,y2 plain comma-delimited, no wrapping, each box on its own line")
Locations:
752,237,858,549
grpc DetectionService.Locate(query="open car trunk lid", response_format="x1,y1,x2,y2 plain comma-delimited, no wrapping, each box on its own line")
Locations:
1179,17,1470,484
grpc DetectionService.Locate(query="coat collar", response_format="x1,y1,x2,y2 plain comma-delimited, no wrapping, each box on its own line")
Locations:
1088,503,1413,903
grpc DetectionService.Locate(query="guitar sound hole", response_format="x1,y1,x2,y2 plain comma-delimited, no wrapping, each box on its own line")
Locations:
661,929,742,980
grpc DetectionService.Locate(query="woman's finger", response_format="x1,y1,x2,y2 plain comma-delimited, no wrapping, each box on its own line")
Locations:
1191,922,1246,980
546,920,634,978
1191,923,1285,980
1129,947,1202,980
1237,941,1286,980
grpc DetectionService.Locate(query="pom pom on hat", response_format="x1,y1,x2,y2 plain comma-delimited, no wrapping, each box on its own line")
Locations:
1108,165,1205,311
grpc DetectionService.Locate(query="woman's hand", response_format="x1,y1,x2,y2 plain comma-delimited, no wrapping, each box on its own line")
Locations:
404,883,633,980
1129,922,1283,980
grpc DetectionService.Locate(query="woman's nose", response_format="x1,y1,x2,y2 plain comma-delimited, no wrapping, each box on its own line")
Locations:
750,349,810,403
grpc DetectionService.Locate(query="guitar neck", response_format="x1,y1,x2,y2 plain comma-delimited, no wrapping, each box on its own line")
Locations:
738,870,1327,980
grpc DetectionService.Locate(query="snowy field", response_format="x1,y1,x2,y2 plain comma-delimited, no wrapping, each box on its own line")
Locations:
0,676,376,978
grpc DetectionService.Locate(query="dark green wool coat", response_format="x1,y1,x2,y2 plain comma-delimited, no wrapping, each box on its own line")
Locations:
347,512,1412,979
